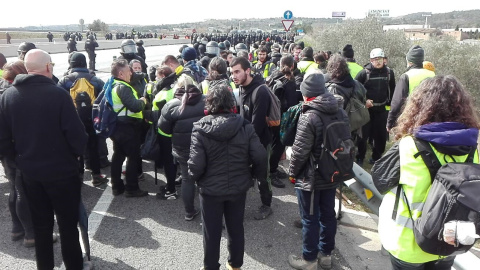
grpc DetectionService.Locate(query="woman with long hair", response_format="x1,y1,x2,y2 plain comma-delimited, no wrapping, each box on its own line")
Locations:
376,75,480,269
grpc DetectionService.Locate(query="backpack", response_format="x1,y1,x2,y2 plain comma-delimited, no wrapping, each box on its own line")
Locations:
310,109,356,183
92,81,125,138
69,75,95,122
330,81,370,132
252,84,282,127
396,138,480,256
279,102,303,146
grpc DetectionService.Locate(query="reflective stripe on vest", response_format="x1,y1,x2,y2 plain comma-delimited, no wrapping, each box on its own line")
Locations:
152,88,174,111
379,136,478,263
347,62,363,79
112,80,143,119
406,68,435,94
297,61,318,74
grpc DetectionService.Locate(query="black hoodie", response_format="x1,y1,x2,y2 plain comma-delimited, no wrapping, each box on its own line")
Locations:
188,113,267,196
239,74,271,147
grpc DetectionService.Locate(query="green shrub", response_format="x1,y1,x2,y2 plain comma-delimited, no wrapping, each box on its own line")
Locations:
303,18,480,107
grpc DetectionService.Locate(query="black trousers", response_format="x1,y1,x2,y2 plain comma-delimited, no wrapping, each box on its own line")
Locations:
79,123,101,175
200,192,247,270
111,122,142,192
357,109,388,161
2,158,34,239
269,125,285,173
22,173,83,270
157,134,177,192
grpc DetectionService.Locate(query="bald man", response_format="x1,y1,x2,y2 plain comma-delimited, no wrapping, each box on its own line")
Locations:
0,49,88,269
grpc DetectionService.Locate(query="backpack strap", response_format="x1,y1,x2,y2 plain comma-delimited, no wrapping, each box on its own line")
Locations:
413,138,442,183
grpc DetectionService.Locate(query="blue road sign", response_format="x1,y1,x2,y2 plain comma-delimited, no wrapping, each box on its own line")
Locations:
284,10,293,20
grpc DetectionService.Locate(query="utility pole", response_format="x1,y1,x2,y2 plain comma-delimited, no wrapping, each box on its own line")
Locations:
422,13,432,29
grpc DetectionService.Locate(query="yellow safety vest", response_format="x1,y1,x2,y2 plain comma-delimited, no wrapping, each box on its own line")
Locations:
152,88,174,111
378,136,478,263
347,62,363,79
112,80,143,119
297,61,318,74
175,65,184,76
201,80,237,95
405,68,436,94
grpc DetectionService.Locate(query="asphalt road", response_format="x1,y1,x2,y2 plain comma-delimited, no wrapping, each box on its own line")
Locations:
0,41,390,270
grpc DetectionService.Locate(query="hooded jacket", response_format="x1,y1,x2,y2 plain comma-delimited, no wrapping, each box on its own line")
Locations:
326,74,366,110
0,74,88,181
377,122,479,263
188,113,267,196
158,86,206,160
289,92,349,191
267,70,299,112
239,74,271,147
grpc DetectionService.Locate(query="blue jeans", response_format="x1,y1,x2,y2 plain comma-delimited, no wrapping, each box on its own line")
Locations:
296,188,337,261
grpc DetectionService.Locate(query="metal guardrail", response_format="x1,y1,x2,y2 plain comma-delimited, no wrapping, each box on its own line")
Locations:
348,162,479,270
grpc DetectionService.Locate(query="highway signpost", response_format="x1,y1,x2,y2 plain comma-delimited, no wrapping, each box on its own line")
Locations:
282,10,294,32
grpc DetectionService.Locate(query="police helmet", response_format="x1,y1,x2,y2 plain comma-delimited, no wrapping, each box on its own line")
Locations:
370,48,385,59
235,43,247,52
17,42,36,54
88,35,94,40
196,37,202,43
135,39,144,45
121,39,137,54
198,44,206,54
70,34,76,39
179,44,189,54
206,41,220,56
218,42,226,51
201,37,208,45
224,40,231,49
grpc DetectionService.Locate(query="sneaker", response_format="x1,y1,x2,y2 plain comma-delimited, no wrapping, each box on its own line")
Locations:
270,173,285,188
156,186,178,200
294,219,303,228
274,169,289,179
92,174,108,187
185,208,200,221
254,205,272,220
317,253,332,269
288,254,318,270
112,187,125,196
226,261,242,270
175,175,182,186
125,189,148,198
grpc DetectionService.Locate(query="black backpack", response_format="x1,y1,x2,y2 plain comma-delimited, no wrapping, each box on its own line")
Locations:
397,138,480,256
310,109,356,183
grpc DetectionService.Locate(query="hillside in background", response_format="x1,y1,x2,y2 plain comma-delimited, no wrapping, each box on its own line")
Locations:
2,10,480,33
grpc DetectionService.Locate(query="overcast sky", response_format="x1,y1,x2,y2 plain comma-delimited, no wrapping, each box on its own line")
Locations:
1,1,478,28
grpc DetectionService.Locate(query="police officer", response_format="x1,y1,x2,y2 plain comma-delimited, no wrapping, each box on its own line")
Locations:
199,41,220,69
118,39,148,74
135,39,146,61
67,34,77,53
85,35,99,71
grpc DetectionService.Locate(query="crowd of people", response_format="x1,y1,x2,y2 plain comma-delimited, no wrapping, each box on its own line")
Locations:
1,32,478,270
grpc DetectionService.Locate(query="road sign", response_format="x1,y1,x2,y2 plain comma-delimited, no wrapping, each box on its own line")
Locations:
282,20,294,32
332,11,346,18
368,10,390,17
284,10,293,20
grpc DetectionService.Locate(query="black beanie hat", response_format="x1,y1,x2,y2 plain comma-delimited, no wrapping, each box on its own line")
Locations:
303,47,314,59
70,52,87,68
300,72,326,98
342,44,354,58
406,45,425,66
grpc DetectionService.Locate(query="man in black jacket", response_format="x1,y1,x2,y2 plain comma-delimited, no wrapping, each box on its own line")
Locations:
230,56,273,220
57,52,108,187
0,49,88,270
355,48,396,165
85,35,99,71
109,59,148,197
